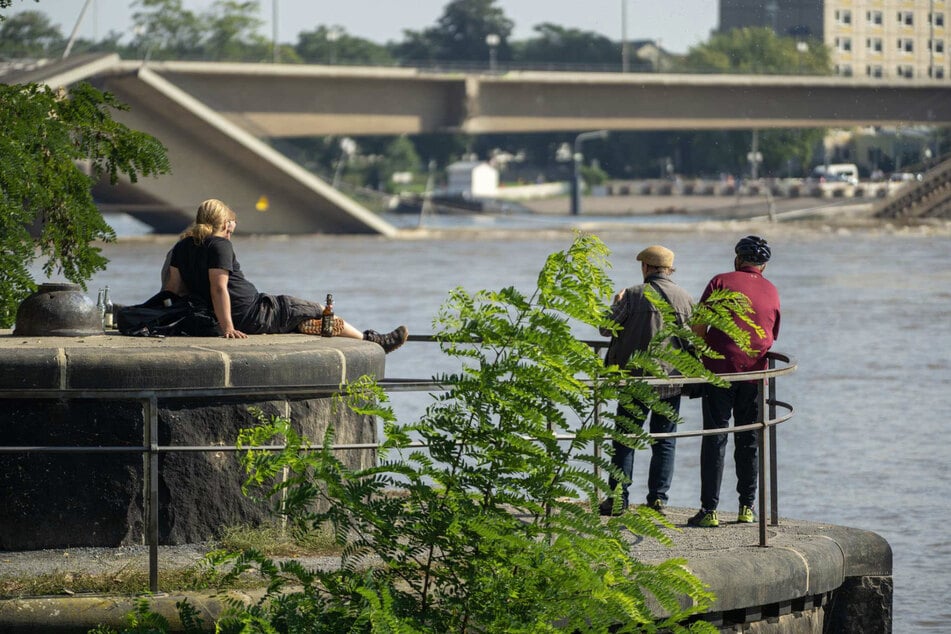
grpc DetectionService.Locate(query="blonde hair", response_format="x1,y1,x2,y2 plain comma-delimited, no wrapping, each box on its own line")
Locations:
180,199,236,243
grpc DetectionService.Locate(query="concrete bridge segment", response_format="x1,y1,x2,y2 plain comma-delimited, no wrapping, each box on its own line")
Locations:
12,55,951,233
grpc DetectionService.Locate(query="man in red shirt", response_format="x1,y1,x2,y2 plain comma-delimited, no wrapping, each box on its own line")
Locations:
687,236,781,528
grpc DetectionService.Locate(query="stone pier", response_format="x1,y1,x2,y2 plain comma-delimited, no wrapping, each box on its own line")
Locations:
0,330,383,549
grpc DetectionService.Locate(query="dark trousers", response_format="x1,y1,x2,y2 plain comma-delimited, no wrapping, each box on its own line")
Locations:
608,395,680,506
239,295,324,334
699,381,760,511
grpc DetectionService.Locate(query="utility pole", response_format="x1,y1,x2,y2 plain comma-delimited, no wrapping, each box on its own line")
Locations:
621,0,630,72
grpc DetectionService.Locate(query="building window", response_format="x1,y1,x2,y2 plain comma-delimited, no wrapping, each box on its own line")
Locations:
836,37,853,52
930,39,946,54
929,66,946,79
898,11,914,27
867,10,883,26
897,65,914,78
930,13,946,27
898,38,915,53
867,64,884,78
836,64,854,77
835,9,852,25
867,37,883,52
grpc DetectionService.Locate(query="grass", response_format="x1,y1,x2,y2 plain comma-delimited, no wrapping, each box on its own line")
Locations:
0,523,341,599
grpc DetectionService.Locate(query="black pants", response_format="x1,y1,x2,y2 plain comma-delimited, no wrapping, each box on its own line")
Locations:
699,381,759,511
239,295,324,334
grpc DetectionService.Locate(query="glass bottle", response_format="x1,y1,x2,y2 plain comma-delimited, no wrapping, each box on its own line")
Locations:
320,293,334,337
96,288,105,329
103,285,114,329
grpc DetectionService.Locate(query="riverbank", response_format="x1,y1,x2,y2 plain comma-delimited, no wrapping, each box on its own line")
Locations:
0,509,891,632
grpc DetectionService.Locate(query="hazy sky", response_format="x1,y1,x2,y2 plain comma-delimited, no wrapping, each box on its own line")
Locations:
4,0,719,54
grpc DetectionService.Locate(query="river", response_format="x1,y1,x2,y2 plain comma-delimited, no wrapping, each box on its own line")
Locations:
71,213,951,631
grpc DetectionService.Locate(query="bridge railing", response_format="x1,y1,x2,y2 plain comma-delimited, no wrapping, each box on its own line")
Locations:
0,339,795,593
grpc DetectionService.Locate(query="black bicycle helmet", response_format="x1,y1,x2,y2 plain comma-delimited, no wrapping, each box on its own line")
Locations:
734,235,771,264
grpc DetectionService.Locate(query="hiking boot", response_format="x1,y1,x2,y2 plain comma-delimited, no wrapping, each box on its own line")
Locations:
687,509,719,528
737,505,755,524
598,498,628,517
640,499,666,515
363,326,409,354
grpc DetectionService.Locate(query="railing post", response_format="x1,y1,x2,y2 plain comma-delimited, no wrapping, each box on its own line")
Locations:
592,384,602,484
757,377,769,547
143,394,160,593
768,357,779,526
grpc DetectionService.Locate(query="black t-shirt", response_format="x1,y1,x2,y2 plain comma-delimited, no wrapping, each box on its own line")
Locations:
169,236,260,326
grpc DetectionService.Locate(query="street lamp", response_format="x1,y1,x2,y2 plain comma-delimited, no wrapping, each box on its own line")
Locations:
485,33,500,72
621,0,630,72
796,41,809,74
571,130,609,216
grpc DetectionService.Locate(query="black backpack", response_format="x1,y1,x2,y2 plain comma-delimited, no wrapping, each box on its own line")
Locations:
116,291,220,337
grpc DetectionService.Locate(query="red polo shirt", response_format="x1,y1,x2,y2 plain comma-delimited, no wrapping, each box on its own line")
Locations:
699,266,781,375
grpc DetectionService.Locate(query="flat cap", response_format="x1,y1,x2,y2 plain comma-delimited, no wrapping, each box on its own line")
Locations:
636,245,675,268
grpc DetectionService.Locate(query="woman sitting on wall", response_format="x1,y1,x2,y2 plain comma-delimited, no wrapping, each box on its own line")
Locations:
162,198,408,352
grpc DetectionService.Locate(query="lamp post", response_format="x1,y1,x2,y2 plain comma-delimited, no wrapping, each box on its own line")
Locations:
571,130,609,216
486,33,500,72
271,0,279,63
621,0,630,72
796,41,808,74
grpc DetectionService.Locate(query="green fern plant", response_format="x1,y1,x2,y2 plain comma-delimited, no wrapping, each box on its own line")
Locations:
185,233,763,633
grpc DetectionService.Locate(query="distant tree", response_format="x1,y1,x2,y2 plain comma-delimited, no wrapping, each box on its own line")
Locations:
130,0,270,61
202,0,270,61
513,23,618,66
130,0,204,58
679,27,830,75
393,0,514,63
295,26,393,65
0,10,63,57
382,135,421,174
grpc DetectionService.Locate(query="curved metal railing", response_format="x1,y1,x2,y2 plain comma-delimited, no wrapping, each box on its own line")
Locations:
0,339,795,591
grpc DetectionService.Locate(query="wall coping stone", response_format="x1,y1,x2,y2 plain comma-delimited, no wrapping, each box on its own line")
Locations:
0,330,385,391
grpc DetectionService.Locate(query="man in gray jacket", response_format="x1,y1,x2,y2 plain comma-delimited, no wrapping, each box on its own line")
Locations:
599,245,693,516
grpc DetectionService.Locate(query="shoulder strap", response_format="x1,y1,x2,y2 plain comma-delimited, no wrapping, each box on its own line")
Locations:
647,281,684,327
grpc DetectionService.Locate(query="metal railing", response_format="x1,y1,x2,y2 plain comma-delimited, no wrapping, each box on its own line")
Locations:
0,338,795,592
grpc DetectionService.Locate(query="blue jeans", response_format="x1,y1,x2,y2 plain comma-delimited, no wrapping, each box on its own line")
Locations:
699,381,759,511
608,396,680,506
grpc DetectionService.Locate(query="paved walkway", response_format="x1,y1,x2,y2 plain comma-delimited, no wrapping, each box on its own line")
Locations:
0,508,891,631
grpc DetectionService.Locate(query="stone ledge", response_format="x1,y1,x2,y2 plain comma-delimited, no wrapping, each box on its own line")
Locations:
0,517,892,633
0,331,384,390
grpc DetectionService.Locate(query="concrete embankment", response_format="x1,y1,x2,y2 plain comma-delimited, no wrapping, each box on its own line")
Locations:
0,510,891,632
0,332,891,632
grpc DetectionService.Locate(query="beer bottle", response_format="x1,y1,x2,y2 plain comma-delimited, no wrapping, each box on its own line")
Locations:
103,285,115,329
320,293,334,337
96,288,106,329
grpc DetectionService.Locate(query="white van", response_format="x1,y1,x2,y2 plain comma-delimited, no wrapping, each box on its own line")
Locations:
813,163,859,185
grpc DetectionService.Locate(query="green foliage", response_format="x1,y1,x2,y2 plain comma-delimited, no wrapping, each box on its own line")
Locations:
393,0,514,63
679,27,831,75
581,163,609,187
0,9,63,57
0,81,169,327
513,23,619,66
158,234,751,633
130,0,271,61
295,26,394,65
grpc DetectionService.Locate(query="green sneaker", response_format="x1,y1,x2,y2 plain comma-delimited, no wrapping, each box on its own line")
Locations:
639,499,666,515
737,505,755,523
687,509,719,528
